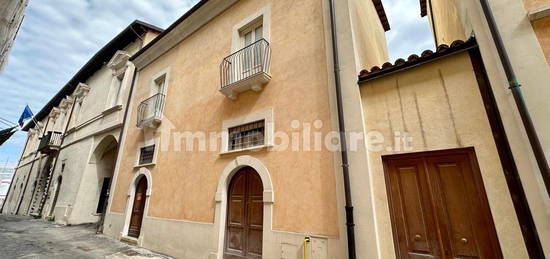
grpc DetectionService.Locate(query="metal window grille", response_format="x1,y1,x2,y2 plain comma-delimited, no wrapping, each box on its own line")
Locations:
228,120,265,151
139,145,155,165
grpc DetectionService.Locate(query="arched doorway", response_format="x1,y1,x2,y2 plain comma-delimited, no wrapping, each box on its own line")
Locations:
128,176,148,238
224,167,263,259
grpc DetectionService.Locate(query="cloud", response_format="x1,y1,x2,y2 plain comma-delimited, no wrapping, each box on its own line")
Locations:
0,0,199,164
0,0,434,165
382,0,435,61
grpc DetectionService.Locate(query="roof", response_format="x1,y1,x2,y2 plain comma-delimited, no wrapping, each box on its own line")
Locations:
420,0,427,17
23,20,163,131
372,0,391,31
358,37,478,83
130,0,210,62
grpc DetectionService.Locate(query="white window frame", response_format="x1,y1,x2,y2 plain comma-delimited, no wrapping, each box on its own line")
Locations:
149,68,171,97
220,108,274,154
134,138,159,167
231,5,272,53
107,70,126,109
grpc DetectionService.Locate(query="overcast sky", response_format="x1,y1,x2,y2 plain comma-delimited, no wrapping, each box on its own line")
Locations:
0,0,433,168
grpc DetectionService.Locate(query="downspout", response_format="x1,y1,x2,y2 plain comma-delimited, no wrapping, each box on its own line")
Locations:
328,0,356,258
97,65,139,233
479,0,550,197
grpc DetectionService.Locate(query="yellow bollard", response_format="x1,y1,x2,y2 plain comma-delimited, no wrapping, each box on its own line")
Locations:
304,236,311,259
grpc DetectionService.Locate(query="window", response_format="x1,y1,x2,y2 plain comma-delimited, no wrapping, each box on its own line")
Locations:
241,22,264,74
138,145,155,165
228,120,265,151
111,73,124,107
153,75,166,95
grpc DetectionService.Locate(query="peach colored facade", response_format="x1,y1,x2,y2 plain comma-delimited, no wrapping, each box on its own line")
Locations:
104,0,389,258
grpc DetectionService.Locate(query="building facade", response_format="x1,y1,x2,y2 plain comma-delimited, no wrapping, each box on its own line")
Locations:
340,0,550,258
0,0,29,73
102,0,389,258
1,21,161,226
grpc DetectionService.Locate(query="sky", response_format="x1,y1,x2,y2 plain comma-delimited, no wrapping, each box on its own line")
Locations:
0,0,433,169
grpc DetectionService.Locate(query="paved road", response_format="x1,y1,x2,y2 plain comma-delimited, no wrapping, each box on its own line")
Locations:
0,215,171,259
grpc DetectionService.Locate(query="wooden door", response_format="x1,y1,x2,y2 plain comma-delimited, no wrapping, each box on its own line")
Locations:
224,167,263,259
384,148,503,259
128,177,147,238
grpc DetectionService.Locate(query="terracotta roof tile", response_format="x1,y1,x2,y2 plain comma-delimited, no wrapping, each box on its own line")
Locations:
358,37,478,83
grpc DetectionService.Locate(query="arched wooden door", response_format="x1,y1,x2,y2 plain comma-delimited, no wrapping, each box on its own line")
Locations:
224,167,263,259
128,177,147,238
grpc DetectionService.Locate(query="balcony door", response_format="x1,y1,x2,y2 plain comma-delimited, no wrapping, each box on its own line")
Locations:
147,75,165,119
383,148,503,259
241,23,264,77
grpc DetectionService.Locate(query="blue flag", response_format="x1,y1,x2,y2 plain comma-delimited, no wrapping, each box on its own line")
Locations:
18,105,34,127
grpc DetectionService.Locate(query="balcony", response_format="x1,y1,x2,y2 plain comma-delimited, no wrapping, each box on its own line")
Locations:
37,131,62,154
220,39,271,100
137,93,165,128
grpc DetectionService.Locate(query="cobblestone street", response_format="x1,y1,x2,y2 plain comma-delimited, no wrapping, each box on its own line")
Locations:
0,215,172,259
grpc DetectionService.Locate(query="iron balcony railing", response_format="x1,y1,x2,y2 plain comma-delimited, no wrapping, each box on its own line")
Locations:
37,131,62,153
220,39,271,89
137,93,165,127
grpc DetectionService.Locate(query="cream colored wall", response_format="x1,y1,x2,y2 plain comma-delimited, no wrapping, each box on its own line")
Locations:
450,1,550,256
111,0,339,237
359,52,528,258
348,0,389,69
143,30,160,46
427,0,467,45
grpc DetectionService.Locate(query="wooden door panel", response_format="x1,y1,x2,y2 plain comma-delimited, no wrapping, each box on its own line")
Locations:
386,160,441,258
426,154,502,259
429,159,480,258
128,177,147,238
224,167,263,259
226,227,244,252
384,148,503,259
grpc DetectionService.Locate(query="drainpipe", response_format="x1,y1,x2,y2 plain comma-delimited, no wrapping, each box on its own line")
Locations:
479,0,550,198
328,0,356,258
97,65,139,233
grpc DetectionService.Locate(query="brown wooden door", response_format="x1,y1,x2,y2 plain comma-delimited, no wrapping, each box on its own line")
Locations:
224,167,263,259
384,148,503,259
128,177,147,238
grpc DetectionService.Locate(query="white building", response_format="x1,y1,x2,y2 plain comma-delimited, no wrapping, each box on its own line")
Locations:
0,0,29,73
1,21,161,226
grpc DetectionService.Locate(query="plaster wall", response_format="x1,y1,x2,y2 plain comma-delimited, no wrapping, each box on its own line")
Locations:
359,52,528,258
102,0,391,257
348,0,389,70
427,0,467,45
446,0,550,256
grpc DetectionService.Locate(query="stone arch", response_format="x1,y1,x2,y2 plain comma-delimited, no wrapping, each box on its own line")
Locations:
213,155,274,259
89,135,118,164
121,167,153,243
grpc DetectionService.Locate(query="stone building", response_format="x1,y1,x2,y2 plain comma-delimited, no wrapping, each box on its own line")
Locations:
0,21,161,226
0,0,29,73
